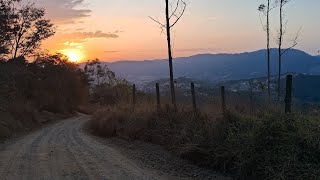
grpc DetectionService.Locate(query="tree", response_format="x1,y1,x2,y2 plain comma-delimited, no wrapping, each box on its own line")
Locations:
0,52,89,112
149,0,187,108
84,59,116,87
83,59,132,105
0,0,18,57
0,0,55,59
258,0,277,98
32,54,89,112
276,0,299,100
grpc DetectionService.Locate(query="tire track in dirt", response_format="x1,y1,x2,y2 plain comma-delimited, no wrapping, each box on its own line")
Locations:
0,115,176,180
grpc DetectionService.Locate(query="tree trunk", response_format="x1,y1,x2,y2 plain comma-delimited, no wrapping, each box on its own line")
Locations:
165,0,176,107
13,29,23,59
13,39,19,59
267,0,271,98
278,0,283,101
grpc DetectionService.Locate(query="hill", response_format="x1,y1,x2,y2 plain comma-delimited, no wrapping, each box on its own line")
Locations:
102,49,320,86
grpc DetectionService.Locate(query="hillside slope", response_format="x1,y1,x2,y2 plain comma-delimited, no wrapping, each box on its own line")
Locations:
103,49,320,85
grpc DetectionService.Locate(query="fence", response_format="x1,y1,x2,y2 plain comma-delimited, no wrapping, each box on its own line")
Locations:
131,74,294,115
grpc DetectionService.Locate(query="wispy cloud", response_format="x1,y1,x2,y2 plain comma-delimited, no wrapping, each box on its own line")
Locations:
55,30,119,44
49,30,120,52
34,0,91,24
65,31,119,40
104,50,120,53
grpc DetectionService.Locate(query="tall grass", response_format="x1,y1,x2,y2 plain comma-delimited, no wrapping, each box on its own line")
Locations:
214,110,320,179
88,99,320,179
89,102,218,145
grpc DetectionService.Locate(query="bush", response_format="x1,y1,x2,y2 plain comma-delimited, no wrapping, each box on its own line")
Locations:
90,82,132,105
88,103,218,145
0,54,89,113
0,103,41,139
0,54,90,139
212,111,320,179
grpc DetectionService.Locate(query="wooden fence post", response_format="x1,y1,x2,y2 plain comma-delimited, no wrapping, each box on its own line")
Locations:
132,84,136,111
285,75,293,113
221,86,226,116
191,82,197,111
156,83,160,111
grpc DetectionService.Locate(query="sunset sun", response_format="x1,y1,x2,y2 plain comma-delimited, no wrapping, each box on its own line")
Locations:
61,49,84,63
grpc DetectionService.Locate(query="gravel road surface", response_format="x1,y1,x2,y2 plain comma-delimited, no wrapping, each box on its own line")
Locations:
0,115,229,180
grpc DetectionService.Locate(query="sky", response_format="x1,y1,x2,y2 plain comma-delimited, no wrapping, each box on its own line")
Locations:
32,0,320,62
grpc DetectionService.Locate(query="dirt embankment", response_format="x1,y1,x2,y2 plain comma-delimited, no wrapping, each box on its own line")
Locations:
0,106,70,141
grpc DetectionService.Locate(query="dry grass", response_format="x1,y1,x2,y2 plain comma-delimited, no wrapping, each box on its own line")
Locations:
214,110,320,179
88,99,320,179
88,102,221,146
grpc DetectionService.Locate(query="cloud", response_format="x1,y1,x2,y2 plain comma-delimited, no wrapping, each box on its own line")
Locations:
55,30,119,49
33,0,91,24
63,41,84,48
114,30,124,34
104,50,120,53
45,30,119,52
63,31,119,42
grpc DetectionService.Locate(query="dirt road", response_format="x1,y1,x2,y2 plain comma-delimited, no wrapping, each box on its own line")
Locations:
0,115,227,180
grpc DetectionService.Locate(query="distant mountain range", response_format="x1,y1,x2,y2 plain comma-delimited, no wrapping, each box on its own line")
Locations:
103,49,320,87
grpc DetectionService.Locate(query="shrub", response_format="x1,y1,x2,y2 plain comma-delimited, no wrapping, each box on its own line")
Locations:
88,103,218,145
89,102,320,179
212,111,320,179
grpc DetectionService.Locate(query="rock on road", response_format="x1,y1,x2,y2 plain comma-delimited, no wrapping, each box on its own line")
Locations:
0,115,228,180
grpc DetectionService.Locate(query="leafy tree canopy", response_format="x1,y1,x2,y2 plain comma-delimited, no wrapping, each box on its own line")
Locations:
0,0,55,60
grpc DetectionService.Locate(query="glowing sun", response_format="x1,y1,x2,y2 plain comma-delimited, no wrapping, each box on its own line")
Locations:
62,49,84,63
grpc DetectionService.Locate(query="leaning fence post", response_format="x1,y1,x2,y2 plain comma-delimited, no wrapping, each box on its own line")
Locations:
132,84,136,111
191,82,197,111
156,83,161,111
221,86,226,116
285,75,293,113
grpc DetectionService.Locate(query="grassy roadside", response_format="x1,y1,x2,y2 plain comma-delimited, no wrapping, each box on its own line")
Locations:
87,102,320,179
0,103,98,141
0,103,70,140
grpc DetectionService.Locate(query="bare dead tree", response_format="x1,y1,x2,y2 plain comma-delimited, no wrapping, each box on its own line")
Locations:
276,0,299,100
258,0,276,98
149,0,187,108
259,0,280,98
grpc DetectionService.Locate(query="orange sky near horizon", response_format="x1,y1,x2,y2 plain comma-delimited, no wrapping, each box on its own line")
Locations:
35,0,320,63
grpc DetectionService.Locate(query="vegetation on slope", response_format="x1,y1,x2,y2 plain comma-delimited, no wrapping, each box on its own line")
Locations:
88,101,320,179
0,55,89,139
0,0,90,139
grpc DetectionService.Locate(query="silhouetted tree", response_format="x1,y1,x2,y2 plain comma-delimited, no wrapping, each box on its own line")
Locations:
258,0,277,98
0,53,89,112
276,0,299,100
0,0,55,59
32,54,89,112
0,0,18,57
84,59,116,87
83,59,132,105
149,0,187,108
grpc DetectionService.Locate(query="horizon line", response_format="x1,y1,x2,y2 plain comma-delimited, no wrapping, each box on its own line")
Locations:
90,48,313,63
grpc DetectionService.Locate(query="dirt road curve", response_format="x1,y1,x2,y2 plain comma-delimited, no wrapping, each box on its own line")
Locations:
0,115,227,180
